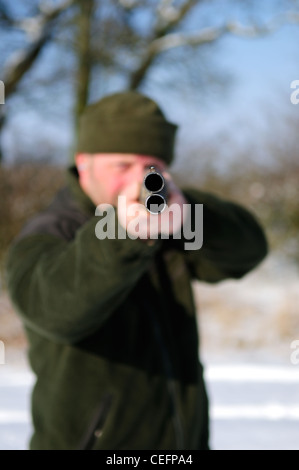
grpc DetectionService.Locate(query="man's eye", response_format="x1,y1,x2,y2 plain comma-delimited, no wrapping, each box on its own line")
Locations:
116,163,131,170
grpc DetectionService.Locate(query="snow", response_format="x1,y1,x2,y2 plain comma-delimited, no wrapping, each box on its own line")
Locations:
0,365,33,450
206,361,299,450
1,359,298,450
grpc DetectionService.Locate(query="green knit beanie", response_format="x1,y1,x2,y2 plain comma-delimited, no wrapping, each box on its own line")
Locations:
76,91,177,164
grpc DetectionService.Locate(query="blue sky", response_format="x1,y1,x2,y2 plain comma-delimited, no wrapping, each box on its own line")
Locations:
1,1,299,169
159,20,299,173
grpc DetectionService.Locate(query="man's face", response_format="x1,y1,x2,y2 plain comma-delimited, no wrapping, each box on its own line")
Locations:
75,153,167,207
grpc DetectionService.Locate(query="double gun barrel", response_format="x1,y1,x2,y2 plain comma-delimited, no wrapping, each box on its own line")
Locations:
140,166,167,214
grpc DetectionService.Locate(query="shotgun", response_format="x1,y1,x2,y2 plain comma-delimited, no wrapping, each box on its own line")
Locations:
140,166,167,214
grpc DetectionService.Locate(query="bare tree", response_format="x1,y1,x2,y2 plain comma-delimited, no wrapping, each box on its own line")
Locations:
0,0,75,161
0,0,299,163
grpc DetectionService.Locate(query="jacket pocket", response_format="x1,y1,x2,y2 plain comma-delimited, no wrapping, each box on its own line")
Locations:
78,392,114,450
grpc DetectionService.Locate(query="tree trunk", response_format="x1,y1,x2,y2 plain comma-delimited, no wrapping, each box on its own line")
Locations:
74,0,94,134
0,109,5,163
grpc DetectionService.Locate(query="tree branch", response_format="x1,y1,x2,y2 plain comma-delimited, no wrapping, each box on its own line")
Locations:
0,0,76,163
155,0,197,37
2,0,75,98
129,11,299,89
129,0,198,89
0,1,14,26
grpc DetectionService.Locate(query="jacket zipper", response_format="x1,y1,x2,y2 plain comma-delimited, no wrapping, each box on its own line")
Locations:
78,392,113,450
148,307,185,450
140,270,185,450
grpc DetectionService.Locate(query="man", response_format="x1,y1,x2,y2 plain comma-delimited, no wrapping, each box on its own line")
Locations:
6,91,268,450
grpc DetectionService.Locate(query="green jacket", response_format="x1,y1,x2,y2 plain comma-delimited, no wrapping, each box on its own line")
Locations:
6,168,268,450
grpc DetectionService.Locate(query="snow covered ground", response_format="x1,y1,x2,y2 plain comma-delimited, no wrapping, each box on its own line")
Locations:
0,364,32,451
206,361,299,450
1,358,298,450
